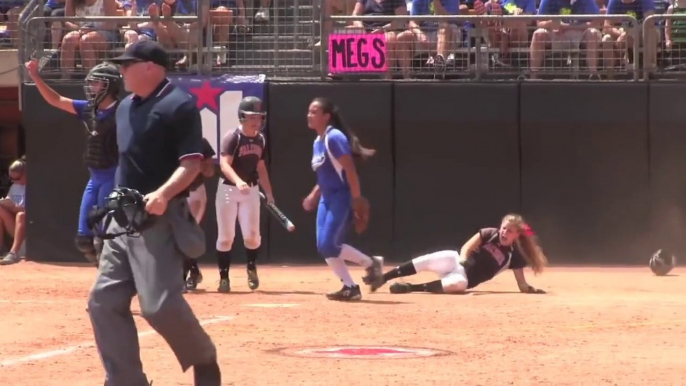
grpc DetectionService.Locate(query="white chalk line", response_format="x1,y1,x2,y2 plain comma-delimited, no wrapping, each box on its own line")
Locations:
0,315,234,368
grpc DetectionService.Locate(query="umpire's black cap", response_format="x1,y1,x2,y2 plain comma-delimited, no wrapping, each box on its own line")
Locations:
109,40,169,69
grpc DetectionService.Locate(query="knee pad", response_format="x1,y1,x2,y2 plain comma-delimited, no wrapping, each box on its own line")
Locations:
244,236,261,250
75,235,96,254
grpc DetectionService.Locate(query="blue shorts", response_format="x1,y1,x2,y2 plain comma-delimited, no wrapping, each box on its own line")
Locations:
316,190,353,259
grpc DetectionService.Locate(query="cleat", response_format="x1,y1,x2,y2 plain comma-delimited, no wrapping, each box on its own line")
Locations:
389,282,413,294
326,285,362,301
186,271,203,291
363,255,385,290
218,278,231,293
247,268,259,290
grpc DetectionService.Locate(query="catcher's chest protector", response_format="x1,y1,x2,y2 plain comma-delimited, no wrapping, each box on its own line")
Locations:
84,108,119,170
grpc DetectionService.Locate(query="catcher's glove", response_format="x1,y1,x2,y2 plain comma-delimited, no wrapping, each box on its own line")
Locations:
352,196,370,234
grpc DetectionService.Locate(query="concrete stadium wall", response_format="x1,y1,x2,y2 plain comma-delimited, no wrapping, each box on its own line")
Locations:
22,81,684,265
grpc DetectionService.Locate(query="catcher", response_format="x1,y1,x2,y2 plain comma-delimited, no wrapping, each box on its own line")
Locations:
302,97,384,301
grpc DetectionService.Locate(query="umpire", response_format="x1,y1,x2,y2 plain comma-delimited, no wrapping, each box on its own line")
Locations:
89,40,221,386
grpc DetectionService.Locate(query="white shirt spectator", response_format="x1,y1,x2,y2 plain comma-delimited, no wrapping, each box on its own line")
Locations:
7,183,25,208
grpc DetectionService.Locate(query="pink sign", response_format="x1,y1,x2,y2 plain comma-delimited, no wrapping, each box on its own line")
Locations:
328,33,387,74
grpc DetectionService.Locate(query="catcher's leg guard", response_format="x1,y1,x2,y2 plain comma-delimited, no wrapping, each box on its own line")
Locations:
75,235,99,265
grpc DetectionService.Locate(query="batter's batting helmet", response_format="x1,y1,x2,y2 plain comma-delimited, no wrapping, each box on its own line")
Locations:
649,249,677,276
85,62,122,108
238,96,266,121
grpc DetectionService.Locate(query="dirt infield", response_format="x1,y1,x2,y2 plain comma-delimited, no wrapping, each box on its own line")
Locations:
0,263,684,385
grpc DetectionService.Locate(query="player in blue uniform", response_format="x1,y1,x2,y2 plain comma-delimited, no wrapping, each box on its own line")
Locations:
25,59,122,264
302,97,384,301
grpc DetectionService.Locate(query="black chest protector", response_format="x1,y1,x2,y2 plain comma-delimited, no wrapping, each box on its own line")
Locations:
84,106,119,170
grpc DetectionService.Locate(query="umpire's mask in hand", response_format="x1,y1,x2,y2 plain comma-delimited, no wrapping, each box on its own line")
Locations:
104,188,155,236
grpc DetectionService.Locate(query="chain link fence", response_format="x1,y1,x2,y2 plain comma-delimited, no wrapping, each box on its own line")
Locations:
12,0,686,81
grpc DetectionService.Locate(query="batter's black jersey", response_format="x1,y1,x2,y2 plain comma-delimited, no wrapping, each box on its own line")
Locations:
220,128,265,185
189,138,216,191
463,228,528,289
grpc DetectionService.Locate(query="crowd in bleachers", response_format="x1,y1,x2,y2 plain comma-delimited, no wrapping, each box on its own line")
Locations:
3,0,686,78
320,0,679,79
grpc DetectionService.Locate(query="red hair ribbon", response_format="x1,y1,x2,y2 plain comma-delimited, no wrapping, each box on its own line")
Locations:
522,223,535,237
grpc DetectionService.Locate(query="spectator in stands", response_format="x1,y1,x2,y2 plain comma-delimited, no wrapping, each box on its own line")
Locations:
530,0,603,79
351,0,414,79
60,0,119,78
406,0,461,70
122,0,162,50
316,0,356,48
1,0,24,47
44,0,67,50
493,0,537,65
0,157,26,266
602,0,655,76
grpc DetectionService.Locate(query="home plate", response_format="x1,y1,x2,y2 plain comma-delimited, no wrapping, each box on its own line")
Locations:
243,303,300,308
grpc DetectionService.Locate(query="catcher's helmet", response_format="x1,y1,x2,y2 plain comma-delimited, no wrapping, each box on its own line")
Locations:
84,62,122,108
238,96,266,121
649,249,677,276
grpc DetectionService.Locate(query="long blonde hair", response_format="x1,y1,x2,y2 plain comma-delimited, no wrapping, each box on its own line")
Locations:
502,213,548,275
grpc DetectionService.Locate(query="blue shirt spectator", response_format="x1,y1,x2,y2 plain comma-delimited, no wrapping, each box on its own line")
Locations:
411,0,460,28
606,0,654,21
538,0,600,24
502,0,537,14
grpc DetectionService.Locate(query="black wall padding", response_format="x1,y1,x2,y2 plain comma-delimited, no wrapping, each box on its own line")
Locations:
648,83,686,260
520,83,651,264
23,84,91,262
393,83,521,260
266,82,394,263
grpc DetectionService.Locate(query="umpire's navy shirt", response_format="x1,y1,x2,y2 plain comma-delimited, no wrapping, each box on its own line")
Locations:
115,79,204,195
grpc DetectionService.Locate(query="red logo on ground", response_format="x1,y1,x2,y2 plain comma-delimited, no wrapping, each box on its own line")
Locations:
278,346,449,359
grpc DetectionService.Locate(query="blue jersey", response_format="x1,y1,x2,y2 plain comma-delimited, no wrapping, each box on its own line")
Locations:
311,127,352,197
72,99,117,122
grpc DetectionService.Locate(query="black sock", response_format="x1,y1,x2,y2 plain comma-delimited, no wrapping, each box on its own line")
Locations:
183,259,192,281
189,259,200,275
246,247,259,270
383,261,417,282
410,280,444,293
194,360,221,386
217,250,231,279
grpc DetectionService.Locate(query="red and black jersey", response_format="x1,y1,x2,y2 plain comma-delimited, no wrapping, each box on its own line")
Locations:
463,228,528,289
188,138,216,191
220,127,266,186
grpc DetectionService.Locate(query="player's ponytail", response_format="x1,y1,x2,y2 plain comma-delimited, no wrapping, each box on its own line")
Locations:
312,97,376,160
502,213,548,275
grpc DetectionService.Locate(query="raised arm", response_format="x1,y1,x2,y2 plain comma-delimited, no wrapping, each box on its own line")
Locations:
25,59,78,115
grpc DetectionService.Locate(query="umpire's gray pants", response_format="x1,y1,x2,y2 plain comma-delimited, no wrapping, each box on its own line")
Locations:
87,199,216,386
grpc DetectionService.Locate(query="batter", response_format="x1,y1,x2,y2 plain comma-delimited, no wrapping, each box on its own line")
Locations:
215,96,275,293
372,214,548,294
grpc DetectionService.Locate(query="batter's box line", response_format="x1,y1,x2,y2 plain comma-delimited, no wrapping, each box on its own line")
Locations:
0,315,234,368
565,318,686,330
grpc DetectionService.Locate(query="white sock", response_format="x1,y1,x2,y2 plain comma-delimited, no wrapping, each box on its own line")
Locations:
339,244,373,268
325,258,356,287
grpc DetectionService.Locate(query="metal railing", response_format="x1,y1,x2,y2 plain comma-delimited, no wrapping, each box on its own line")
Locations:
16,0,320,81
17,3,686,82
324,14,641,81
643,14,686,80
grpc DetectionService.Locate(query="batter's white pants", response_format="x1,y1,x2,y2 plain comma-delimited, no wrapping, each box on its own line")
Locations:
215,184,261,251
412,250,469,293
187,184,207,224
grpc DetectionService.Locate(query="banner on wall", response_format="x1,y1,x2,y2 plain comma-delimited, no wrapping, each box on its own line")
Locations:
169,74,267,160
